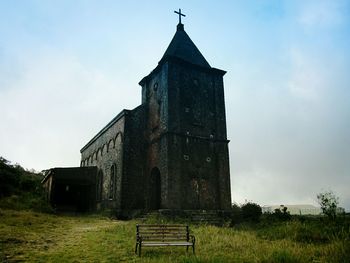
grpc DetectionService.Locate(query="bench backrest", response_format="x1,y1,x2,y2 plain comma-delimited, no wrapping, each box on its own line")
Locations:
136,224,190,242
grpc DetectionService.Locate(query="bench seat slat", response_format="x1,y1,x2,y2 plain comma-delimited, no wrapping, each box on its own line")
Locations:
140,233,187,236
141,236,188,239
139,230,187,232
140,226,187,229
140,225,186,228
142,238,188,242
140,233,188,236
142,242,193,246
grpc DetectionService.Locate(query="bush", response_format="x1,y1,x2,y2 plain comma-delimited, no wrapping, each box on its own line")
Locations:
0,157,21,197
230,203,243,226
241,202,262,222
0,157,53,212
317,191,339,220
271,206,292,221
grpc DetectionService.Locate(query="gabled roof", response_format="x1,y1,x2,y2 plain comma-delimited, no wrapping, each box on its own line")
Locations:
159,23,211,68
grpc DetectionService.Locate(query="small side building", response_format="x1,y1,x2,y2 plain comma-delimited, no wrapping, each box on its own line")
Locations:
42,167,97,212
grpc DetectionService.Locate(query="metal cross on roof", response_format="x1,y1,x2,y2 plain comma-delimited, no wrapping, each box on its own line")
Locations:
174,8,186,24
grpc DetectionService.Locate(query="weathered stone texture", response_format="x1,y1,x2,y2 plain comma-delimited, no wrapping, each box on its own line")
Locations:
77,22,232,214
121,106,146,209
80,111,126,209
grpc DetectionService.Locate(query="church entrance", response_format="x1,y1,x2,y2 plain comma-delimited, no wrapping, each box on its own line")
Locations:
149,167,161,210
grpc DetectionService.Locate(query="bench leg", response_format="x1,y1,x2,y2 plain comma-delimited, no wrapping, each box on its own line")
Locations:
135,243,138,254
139,244,141,256
186,245,189,252
193,244,195,255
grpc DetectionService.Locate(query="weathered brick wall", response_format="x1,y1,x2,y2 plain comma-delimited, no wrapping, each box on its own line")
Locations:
215,142,232,210
167,62,227,139
139,59,231,211
166,61,231,210
140,65,170,209
142,63,169,140
80,112,126,209
144,136,169,209
121,106,146,209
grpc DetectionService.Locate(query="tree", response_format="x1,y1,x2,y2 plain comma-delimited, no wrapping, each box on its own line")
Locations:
241,202,262,222
0,157,21,197
273,205,291,221
317,191,339,220
230,203,243,226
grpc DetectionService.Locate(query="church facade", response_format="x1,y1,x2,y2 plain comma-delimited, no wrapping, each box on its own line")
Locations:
44,19,231,215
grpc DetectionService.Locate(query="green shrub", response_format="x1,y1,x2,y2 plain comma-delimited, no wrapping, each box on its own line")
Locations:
263,205,292,222
230,203,243,226
293,222,329,243
241,202,262,222
0,157,53,213
0,157,21,197
317,190,339,220
0,192,53,213
256,216,350,244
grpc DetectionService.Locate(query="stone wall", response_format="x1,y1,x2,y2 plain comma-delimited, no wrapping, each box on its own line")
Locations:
141,64,170,210
121,105,146,210
80,111,126,209
138,59,231,211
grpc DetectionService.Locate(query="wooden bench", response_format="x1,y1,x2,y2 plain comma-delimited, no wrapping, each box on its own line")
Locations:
135,224,195,256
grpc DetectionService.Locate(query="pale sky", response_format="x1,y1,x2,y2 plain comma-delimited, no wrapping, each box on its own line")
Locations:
1,1,349,210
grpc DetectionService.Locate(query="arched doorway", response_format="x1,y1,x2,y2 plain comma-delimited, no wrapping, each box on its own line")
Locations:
149,167,161,210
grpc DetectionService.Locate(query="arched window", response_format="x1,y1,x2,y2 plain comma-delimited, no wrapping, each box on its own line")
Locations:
109,164,116,200
97,170,103,201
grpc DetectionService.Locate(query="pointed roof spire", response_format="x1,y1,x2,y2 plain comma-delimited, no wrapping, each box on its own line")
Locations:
159,9,211,68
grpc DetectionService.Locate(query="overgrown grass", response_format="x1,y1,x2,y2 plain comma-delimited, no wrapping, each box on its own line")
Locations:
0,192,53,213
1,209,349,262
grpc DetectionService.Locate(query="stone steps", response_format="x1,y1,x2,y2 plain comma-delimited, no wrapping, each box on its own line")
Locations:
138,210,228,226
187,210,224,226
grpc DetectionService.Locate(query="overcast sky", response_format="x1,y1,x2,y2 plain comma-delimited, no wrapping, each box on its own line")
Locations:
1,1,349,210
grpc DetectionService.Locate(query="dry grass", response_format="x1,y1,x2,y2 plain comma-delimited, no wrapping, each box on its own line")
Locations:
0,209,348,262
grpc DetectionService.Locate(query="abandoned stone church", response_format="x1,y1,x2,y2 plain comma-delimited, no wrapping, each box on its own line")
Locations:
42,17,231,216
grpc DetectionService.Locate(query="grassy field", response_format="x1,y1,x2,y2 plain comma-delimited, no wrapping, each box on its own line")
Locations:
0,209,349,263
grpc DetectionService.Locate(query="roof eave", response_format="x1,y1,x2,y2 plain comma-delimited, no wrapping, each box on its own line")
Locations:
139,56,226,87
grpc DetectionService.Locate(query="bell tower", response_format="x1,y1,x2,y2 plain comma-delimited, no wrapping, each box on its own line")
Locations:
139,12,231,211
